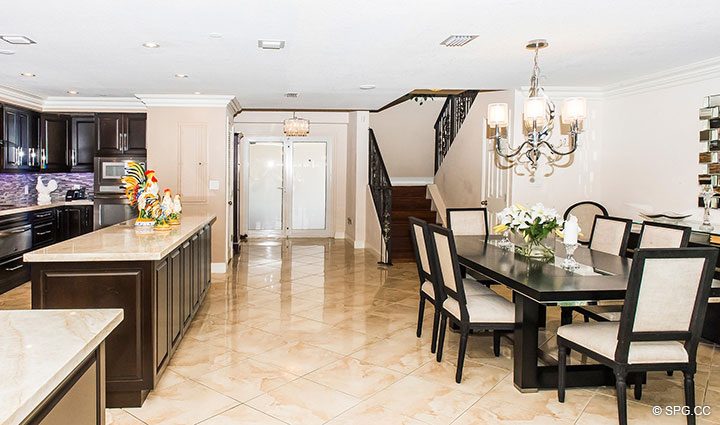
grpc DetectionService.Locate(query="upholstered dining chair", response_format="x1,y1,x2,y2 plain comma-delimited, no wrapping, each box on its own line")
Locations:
564,201,609,244
427,223,515,383
446,207,495,284
577,221,693,323
446,208,489,236
588,215,633,256
557,247,718,425
409,217,495,354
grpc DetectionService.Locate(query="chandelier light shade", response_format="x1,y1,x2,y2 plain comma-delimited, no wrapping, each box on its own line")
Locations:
561,97,588,124
487,39,586,177
487,103,509,127
283,112,310,136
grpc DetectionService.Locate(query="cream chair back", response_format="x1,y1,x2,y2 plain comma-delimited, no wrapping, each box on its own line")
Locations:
638,222,691,249
446,208,488,236
589,216,632,256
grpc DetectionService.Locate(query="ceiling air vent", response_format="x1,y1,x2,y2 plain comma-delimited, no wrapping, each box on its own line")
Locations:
284,92,299,98
258,40,285,50
440,35,478,47
0,35,36,45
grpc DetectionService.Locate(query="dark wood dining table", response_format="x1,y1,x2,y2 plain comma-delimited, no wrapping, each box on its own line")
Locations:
454,235,720,392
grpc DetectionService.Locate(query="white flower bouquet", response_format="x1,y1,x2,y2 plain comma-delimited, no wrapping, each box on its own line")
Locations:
493,203,563,259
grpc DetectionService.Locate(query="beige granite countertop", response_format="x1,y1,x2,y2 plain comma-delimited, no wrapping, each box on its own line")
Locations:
0,200,94,217
23,214,216,262
0,309,123,425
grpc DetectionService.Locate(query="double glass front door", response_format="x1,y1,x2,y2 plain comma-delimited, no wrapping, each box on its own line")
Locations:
246,138,330,237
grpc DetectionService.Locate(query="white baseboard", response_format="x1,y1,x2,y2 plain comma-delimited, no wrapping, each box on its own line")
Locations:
389,177,434,186
334,231,345,239
211,262,227,274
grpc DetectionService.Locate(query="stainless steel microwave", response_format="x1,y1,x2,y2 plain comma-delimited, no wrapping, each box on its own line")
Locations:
94,157,146,194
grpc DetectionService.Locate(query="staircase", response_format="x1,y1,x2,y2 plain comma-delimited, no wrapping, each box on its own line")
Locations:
390,186,437,261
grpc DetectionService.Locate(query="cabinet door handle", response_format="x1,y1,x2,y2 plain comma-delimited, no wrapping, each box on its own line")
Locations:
124,133,129,151
36,230,52,236
5,264,24,271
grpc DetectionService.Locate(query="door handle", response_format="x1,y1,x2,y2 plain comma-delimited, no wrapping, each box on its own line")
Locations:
480,200,488,206
228,201,233,205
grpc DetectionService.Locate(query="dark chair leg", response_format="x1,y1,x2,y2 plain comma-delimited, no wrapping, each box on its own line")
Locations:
667,370,674,377
430,310,440,354
633,373,642,400
456,327,469,383
558,345,568,403
615,372,628,425
416,296,425,338
583,314,590,323
436,315,447,362
684,371,696,425
492,330,501,357
560,307,574,326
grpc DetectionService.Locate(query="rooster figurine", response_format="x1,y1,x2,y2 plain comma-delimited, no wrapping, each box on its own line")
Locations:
36,176,58,205
121,162,160,228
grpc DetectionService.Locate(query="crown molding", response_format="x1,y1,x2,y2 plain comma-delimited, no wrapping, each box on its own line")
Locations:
135,94,239,108
604,56,720,98
42,96,146,112
0,85,44,111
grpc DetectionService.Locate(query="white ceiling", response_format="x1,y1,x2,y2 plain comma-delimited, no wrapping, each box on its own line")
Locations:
0,0,719,110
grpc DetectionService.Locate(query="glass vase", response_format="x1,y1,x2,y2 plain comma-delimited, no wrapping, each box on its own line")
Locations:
512,232,556,260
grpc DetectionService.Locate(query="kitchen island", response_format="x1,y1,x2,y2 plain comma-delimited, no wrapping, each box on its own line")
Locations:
0,308,122,425
23,214,216,408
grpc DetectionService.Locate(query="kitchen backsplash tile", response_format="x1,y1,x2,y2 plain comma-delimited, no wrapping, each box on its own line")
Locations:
0,173,94,206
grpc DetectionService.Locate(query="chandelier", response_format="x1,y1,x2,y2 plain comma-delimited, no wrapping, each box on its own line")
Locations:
283,112,310,136
487,39,586,177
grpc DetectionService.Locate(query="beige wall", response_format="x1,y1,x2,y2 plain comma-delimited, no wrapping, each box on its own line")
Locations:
234,111,349,239
345,111,370,248
146,106,230,267
598,76,720,222
369,97,445,179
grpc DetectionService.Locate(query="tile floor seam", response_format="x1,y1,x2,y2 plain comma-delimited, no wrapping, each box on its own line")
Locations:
120,408,150,425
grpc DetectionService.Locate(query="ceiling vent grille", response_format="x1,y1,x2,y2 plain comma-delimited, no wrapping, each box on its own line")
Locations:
284,92,299,98
440,35,478,47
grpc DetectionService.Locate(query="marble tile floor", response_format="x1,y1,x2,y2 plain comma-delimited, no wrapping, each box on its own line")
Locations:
2,238,720,424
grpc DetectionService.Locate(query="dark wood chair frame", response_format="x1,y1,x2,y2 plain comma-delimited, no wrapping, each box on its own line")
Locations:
563,201,609,245
573,221,693,324
557,247,719,425
428,223,515,383
409,217,443,354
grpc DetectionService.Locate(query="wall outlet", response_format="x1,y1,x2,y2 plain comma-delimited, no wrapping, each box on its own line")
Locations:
24,185,29,195
209,180,220,190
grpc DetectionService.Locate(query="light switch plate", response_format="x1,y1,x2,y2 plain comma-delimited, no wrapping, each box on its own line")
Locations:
209,180,220,190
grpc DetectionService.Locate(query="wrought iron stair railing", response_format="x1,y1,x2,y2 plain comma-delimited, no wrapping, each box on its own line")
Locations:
434,90,480,172
369,128,392,265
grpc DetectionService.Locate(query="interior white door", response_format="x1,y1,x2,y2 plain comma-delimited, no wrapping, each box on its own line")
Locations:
245,138,331,238
481,118,511,227
247,140,284,236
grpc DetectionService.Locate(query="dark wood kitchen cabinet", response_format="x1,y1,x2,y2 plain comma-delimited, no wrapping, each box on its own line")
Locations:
40,114,70,171
69,116,96,172
58,205,93,240
2,106,40,171
96,113,146,156
31,218,215,407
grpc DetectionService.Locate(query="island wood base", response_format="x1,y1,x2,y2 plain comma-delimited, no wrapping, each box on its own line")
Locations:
31,222,214,408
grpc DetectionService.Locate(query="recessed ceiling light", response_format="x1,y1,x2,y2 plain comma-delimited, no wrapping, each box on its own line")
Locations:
1,35,36,45
440,35,478,47
142,41,160,48
20,72,36,77
258,40,285,50
174,73,189,78
67,90,79,95
359,84,376,90
284,92,299,98
0,49,14,55
209,32,223,39
193,91,201,95
430,88,442,92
